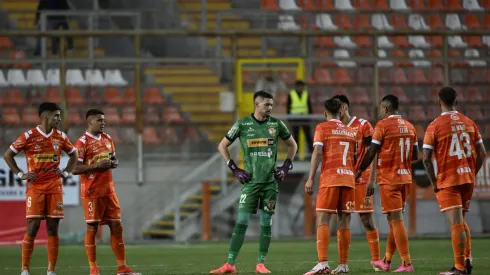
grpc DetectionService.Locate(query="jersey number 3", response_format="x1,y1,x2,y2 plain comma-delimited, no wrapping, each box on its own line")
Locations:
449,133,471,160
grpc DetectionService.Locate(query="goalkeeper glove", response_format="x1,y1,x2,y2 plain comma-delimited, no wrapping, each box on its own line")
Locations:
227,159,252,184
274,158,293,183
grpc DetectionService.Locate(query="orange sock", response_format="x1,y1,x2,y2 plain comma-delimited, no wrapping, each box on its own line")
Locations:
85,227,98,268
21,234,35,271
391,220,411,266
47,236,59,271
337,229,351,264
316,224,330,262
366,229,380,261
384,221,396,263
451,224,466,271
463,221,472,259
110,224,126,267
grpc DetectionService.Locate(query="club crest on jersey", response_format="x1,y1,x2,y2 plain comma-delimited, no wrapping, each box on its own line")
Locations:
451,114,459,120
57,202,63,210
105,141,112,151
268,128,276,136
51,139,60,151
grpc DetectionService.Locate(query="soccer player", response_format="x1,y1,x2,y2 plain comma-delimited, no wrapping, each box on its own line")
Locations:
303,98,357,275
331,94,381,269
210,91,298,274
355,94,418,273
72,109,141,275
422,87,486,275
3,102,78,275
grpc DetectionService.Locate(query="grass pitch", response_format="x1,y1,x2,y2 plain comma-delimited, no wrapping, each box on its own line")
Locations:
1,238,489,275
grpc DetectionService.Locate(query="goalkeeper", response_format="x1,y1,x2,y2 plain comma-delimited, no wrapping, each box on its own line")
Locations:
210,91,298,274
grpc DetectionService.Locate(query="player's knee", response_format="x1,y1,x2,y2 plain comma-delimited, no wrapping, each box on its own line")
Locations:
337,214,351,229
446,209,464,225
316,212,330,226
360,213,376,231
86,222,99,232
26,219,41,237
387,211,403,221
109,222,123,234
260,211,273,227
236,212,251,225
45,218,60,236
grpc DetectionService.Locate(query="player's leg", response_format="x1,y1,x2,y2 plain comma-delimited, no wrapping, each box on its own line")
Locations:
304,187,336,275
82,197,102,275
255,189,277,273
331,187,354,274
436,185,468,274
462,183,474,274
210,185,258,274
22,191,45,274
45,193,64,275
355,185,380,265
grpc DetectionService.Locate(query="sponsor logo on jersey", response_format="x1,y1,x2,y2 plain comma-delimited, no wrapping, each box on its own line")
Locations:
93,152,111,163
247,127,254,132
33,154,58,162
250,148,273,158
268,128,276,136
400,127,408,133
337,168,354,175
242,122,253,126
247,138,274,147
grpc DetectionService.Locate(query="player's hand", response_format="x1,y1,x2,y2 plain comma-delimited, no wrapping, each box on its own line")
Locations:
305,179,314,195
365,182,376,197
354,171,362,183
96,160,113,170
227,159,252,184
431,183,439,193
274,158,293,183
21,172,38,182
110,159,118,169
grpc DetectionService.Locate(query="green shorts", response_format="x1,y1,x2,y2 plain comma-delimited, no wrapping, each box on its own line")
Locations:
238,182,278,214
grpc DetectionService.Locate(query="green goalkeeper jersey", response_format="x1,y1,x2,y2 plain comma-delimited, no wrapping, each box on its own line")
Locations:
225,114,291,185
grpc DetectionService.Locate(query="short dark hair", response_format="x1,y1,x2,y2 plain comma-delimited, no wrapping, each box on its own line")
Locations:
381,94,399,111
331,94,350,107
438,86,457,106
254,91,274,101
86,109,104,119
38,102,61,116
324,98,342,115
295,80,305,86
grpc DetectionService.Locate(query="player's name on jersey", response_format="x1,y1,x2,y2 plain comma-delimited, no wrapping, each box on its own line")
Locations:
332,129,355,138
0,157,80,205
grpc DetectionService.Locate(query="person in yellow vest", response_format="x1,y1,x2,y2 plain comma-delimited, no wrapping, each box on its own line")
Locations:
287,80,314,155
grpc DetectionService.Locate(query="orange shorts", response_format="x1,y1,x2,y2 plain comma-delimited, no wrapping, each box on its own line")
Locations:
316,186,355,214
436,183,473,212
355,184,374,213
82,194,121,224
26,190,64,219
379,184,410,214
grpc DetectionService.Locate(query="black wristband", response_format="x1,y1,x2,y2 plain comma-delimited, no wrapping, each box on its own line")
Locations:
284,158,293,170
227,159,238,171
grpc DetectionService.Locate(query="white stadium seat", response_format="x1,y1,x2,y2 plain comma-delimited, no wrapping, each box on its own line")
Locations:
85,69,106,86
67,69,86,86
446,14,468,48
390,0,410,10
278,0,300,10
463,0,483,11
104,69,128,86
277,15,300,30
409,49,431,67
0,71,8,87
372,14,394,30
316,14,338,30
335,0,354,10
465,49,486,67
7,69,27,87
377,50,394,67
46,69,60,86
26,69,47,86
334,36,357,48
334,49,356,67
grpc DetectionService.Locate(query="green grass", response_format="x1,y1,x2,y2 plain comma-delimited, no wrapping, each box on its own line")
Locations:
1,238,489,275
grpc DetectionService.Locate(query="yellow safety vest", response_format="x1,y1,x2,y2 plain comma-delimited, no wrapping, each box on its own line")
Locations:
289,90,309,114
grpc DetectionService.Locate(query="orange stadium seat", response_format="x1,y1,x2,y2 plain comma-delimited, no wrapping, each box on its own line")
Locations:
465,36,483,47
427,68,445,85
446,0,463,10
44,88,61,103
392,68,409,85
143,127,162,145
427,106,440,120
315,50,335,67
428,15,445,30
391,49,411,67
466,106,484,121
161,127,178,144
351,87,370,104
104,88,124,105
354,15,373,30
392,36,411,48
105,128,123,144
0,37,13,49
409,106,426,121
184,126,202,143
465,87,483,103
356,68,373,85
9,50,31,69
4,88,26,106
483,15,490,28
261,0,279,9
2,108,21,125
354,0,372,9
450,69,466,85
85,88,103,105
68,109,83,126
391,15,409,30
66,88,85,105
318,0,334,9
464,15,481,29
143,87,166,105
21,107,38,125
316,36,336,47
373,0,389,9
391,87,410,103
314,69,333,84
409,68,428,85
298,0,317,9
427,35,443,48
103,107,122,125
162,106,185,124
409,0,426,9
484,0,490,8
144,106,161,124
427,50,443,66
121,106,136,125
122,88,136,105
25,89,43,105
336,15,354,30
333,69,353,85
332,87,348,97
426,0,443,9
468,68,485,84
351,105,371,120
353,36,371,47
379,69,391,84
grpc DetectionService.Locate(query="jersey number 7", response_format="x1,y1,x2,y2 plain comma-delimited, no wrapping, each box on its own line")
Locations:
449,133,472,160
340,141,349,166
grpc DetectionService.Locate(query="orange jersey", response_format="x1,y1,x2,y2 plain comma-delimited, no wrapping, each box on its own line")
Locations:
423,111,483,189
74,132,116,199
347,116,374,184
372,115,418,185
10,126,76,194
314,119,357,189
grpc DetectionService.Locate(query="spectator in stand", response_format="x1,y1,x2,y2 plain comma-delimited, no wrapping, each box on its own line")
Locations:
254,72,287,98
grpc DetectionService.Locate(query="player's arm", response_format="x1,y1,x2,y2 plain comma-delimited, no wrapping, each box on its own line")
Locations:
475,142,486,174
72,141,111,175
218,137,233,163
356,143,380,177
62,148,78,177
284,136,297,162
305,144,323,195
219,122,252,184
422,148,438,192
4,134,37,181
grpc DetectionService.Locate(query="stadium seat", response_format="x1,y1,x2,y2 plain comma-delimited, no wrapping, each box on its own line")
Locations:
353,0,372,9
184,126,202,143
2,108,21,125
448,50,466,67
464,15,481,29
66,69,86,86
356,68,373,85
391,14,409,29
85,69,106,86
316,36,336,47
335,15,354,30
68,109,83,126
427,49,443,66
318,0,334,9
120,127,137,144
21,107,38,125
391,49,411,67
390,87,410,103
427,68,445,85
316,14,338,30
351,105,371,120
25,89,43,105
162,106,185,124
428,88,439,103
121,106,136,125
122,88,136,104
466,106,484,121
298,0,317,9
392,68,409,85
279,0,300,10
409,49,431,67
314,69,333,84
333,69,353,85
66,88,85,105
104,88,124,105
85,88,104,105
408,14,430,30
390,0,410,10
465,87,483,103
426,0,443,9
351,87,370,104
447,0,463,10
7,69,27,87
450,69,466,85
465,49,486,66
241,71,254,85
315,50,335,67
277,15,300,30
335,0,355,10
465,36,483,48
10,50,31,69
428,14,445,30
105,128,124,145
408,106,426,121
409,68,428,85
46,69,60,86
334,50,356,67
143,87,166,104
261,0,279,9
144,106,161,124
161,127,178,144
377,50,394,67
354,14,372,30
26,69,47,86
143,127,162,145
392,35,411,48
0,37,14,49
103,107,122,125
4,88,26,106
0,71,7,87
44,88,61,103
104,70,128,86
